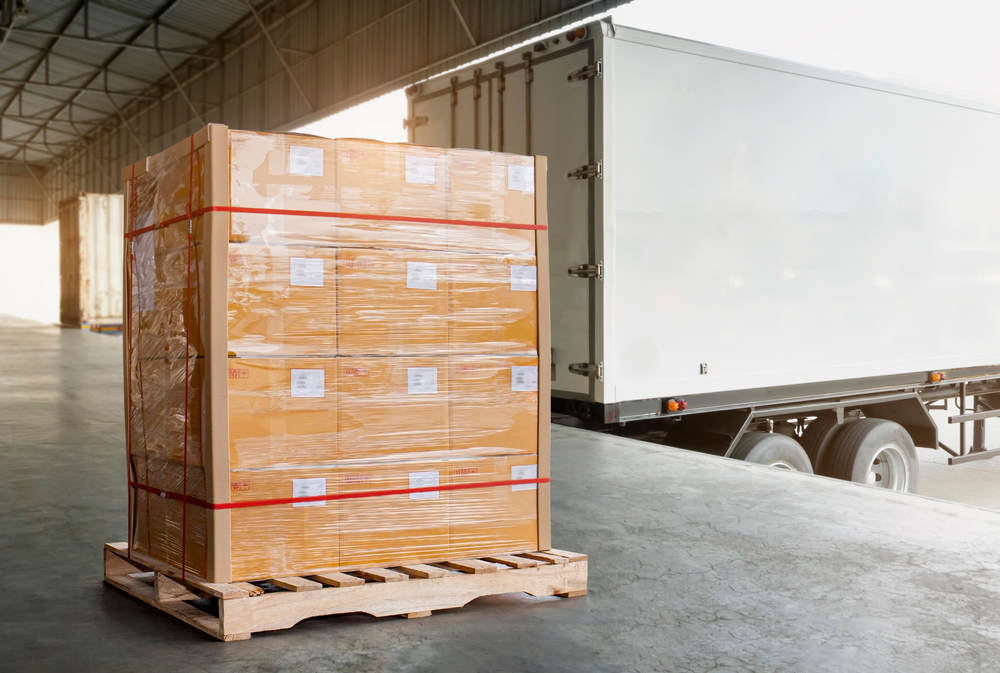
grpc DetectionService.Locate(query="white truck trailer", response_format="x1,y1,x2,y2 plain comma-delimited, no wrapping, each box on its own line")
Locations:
405,20,1000,492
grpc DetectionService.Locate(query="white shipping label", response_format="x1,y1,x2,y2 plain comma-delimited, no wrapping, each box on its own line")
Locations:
508,164,535,193
511,464,538,491
289,257,324,287
510,265,537,292
406,261,438,290
288,145,324,177
405,155,437,184
511,365,539,392
409,471,440,499
290,368,325,398
293,477,327,507
407,367,438,394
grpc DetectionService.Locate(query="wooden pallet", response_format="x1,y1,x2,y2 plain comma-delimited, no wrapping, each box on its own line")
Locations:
103,542,588,641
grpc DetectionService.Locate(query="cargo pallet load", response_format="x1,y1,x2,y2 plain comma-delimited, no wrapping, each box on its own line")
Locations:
109,124,586,640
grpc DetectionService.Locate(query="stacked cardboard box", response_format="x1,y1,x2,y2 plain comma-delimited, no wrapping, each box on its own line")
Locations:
123,125,550,582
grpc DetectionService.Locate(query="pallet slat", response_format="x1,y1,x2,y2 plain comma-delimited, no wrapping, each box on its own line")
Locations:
356,568,409,583
272,577,323,592
483,555,539,569
233,582,265,597
396,564,451,579
441,559,499,574
546,549,588,563
311,572,365,588
545,549,587,563
518,551,568,565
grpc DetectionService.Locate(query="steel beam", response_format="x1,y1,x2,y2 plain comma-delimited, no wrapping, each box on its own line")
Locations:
449,0,477,46
5,26,220,61
948,448,1000,466
0,77,160,101
8,0,183,161
947,407,1000,424
244,0,313,111
0,0,88,117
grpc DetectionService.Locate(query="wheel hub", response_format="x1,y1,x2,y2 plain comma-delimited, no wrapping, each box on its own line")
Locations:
867,444,908,491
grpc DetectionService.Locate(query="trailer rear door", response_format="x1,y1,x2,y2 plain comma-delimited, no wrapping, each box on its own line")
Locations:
409,39,599,400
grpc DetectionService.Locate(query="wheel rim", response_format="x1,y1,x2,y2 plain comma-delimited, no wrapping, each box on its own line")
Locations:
866,443,909,491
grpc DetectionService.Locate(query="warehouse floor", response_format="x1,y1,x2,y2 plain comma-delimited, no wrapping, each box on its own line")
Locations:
5,316,1000,672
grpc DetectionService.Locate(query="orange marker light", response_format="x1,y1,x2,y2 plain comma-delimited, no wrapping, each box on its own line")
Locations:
931,371,946,382
667,399,679,412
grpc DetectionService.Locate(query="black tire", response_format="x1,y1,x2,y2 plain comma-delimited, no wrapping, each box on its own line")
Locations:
800,415,852,472
730,432,813,473
821,418,919,493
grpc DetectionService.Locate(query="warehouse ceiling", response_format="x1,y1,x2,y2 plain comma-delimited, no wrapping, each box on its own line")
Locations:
0,0,628,224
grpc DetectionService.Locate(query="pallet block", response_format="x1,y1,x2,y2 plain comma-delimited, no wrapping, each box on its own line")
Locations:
104,542,587,641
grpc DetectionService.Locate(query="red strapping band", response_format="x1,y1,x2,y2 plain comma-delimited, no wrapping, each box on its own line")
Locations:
124,205,546,239
129,477,549,510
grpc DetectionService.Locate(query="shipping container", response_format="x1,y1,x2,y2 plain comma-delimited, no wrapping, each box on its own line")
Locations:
59,193,124,327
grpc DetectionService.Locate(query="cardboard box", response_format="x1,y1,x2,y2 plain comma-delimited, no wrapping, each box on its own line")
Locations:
122,125,551,582
128,357,204,467
228,465,340,580
448,252,538,354
337,460,450,568
448,454,540,559
227,244,338,356
446,149,537,254
449,356,539,456
337,357,449,461
227,358,338,469
229,130,338,212
129,224,206,360
337,248,449,356
132,489,210,577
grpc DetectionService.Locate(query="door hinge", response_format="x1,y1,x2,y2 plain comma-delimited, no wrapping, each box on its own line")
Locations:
403,116,428,129
569,361,603,380
568,261,603,280
568,160,602,180
568,60,602,82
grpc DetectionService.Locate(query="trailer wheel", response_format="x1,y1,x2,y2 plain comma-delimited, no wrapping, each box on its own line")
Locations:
730,432,813,473
800,416,852,471
822,419,919,493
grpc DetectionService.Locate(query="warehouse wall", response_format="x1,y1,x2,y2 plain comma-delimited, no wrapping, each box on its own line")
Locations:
0,221,60,325
0,164,45,225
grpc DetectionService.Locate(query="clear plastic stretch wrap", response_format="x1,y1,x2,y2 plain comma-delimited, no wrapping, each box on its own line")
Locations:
123,126,548,582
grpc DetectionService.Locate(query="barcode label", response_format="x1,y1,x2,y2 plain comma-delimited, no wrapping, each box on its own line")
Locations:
289,146,324,177
511,464,538,491
409,471,440,499
508,164,535,193
290,257,324,287
510,265,537,292
293,477,327,507
406,261,438,290
405,156,436,184
511,365,539,392
290,369,325,398
407,367,438,394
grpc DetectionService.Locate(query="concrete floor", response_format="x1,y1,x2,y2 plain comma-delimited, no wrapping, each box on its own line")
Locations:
6,316,1000,671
